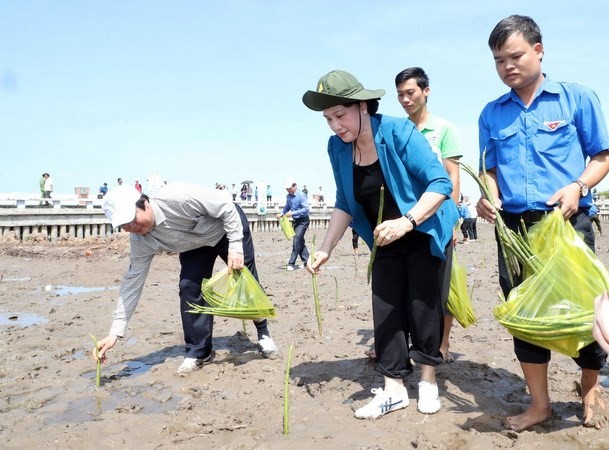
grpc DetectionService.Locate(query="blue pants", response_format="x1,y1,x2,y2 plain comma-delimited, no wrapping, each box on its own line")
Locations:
178,204,267,359
288,216,310,266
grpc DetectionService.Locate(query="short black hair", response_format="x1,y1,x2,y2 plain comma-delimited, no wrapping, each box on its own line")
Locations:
488,15,542,50
135,194,149,210
394,67,429,90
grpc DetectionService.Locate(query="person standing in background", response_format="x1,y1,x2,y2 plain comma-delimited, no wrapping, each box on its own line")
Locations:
277,178,310,271
395,66,463,363
458,200,472,243
39,173,46,205
466,197,478,240
135,180,143,193
98,182,109,199
42,173,53,206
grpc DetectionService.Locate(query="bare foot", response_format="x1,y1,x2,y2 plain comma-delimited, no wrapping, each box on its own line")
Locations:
502,405,553,432
583,385,608,429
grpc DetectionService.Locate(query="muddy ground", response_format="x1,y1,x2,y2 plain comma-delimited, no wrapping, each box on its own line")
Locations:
1,221,608,449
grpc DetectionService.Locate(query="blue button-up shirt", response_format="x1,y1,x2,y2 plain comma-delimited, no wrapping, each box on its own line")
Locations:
479,76,609,213
282,190,309,219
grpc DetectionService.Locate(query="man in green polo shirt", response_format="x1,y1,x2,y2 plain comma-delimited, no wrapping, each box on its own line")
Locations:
395,67,463,363
39,173,46,206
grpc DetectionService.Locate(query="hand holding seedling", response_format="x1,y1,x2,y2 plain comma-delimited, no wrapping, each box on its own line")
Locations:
92,334,119,363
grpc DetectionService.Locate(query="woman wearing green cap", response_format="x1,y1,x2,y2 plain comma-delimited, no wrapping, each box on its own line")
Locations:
303,70,458,419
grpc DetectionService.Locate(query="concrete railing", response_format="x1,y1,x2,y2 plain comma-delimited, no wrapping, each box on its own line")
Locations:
0,204,332,242
0,196,102,209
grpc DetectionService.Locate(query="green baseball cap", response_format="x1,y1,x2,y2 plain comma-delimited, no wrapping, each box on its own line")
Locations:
302,70,385,111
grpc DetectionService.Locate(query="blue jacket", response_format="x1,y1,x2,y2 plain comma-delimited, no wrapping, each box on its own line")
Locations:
328,114,458,260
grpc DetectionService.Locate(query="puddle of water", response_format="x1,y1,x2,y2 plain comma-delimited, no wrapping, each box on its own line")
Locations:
45,384,179,425
61,349,86,362
0,312,48,327
82,359,153,383
116,360,151,377
3,276,32,282
46,285,119,297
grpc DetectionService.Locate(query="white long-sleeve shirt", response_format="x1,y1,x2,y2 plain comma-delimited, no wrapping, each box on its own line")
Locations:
109,183,243,337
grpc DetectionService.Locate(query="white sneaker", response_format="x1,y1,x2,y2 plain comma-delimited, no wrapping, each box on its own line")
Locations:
417,381,441,414
176,352,214,375
354,387,409,420
258,335,279,359
286,265,295,271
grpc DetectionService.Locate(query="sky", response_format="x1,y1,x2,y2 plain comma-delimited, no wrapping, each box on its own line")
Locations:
2,1,609,203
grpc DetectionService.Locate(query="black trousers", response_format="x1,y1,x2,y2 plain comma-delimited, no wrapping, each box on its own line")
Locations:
469,218,478,240
372,237,444,378
460,218,473,239
498,209,606,369
178,204,267,359
439,243,453,313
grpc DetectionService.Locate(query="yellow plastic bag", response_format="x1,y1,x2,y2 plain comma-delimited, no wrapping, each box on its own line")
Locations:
188,267,276,320
279,215,295,240
494,209,609,357
446,251,477,328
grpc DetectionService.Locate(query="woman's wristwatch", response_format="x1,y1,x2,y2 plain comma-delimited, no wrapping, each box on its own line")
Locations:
404,212,417,229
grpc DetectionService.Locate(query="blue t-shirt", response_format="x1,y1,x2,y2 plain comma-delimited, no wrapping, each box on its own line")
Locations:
479,76,609,214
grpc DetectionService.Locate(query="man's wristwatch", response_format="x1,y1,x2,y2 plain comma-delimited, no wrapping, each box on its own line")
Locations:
574,179,589,197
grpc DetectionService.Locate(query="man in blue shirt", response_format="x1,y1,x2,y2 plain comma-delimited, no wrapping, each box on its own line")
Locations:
278,178,310,271
476,15,609,432
458,200,472,243
98,182,108,198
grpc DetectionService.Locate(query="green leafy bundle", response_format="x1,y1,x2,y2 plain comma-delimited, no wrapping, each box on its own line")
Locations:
188,267,276,320
279,215,295,240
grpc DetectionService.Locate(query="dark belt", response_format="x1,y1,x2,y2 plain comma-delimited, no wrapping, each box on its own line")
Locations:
501,208,588,224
